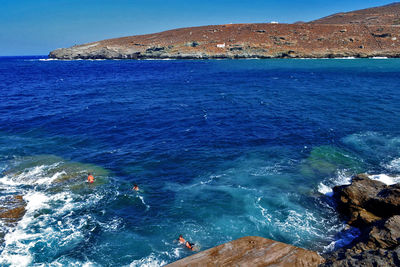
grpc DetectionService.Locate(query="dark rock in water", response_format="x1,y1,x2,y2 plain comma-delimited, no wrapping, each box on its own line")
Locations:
166,236,325,267
368,184,400,218
322,174,400,267
332,174,400,227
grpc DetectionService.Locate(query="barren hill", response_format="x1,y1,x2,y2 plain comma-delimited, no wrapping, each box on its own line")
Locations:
49,3,400,59
310,2,400,25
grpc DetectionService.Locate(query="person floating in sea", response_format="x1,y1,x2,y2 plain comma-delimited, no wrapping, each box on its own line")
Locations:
87,173,95,183
178,235,186,244
133,184,139,191
178,235,195,251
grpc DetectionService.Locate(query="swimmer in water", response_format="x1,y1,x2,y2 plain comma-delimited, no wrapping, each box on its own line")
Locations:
87,173,95,183
133,184,139,191
178,235,195,251
178,235,186,244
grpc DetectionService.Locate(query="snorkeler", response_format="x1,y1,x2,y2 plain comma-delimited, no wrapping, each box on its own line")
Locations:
87,173,95,183
133,184,139,191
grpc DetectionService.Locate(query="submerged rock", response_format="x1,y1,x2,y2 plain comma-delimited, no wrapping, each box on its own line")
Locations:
0,195,26,225
166,236,325,267
0,195,26,243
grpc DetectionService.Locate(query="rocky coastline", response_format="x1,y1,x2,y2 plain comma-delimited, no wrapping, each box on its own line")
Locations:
49,23,400,60
49,3,400,60
163,173,400,266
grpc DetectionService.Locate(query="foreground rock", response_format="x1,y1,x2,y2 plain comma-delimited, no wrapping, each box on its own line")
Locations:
321,174,400,266
166,236,325,267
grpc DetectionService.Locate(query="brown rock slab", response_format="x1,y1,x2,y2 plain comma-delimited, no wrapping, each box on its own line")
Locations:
166,236,325,267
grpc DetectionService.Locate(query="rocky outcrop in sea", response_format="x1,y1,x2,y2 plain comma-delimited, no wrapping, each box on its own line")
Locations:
321,174,400,266
0,195,26,244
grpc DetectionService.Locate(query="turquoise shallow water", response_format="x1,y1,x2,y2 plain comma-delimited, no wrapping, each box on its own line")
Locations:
1,57,400,266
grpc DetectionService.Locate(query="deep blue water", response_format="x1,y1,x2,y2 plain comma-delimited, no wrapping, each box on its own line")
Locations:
1,57,400,266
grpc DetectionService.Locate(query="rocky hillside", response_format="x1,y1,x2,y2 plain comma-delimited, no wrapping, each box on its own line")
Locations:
310,2,400,25
49,3,400,59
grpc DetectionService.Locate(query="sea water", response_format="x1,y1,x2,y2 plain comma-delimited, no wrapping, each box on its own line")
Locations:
1,57,400,266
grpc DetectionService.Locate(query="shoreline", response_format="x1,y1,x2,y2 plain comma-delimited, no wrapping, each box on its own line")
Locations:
48,23,400,60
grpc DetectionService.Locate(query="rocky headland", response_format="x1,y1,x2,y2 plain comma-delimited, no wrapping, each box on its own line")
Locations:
49,3,400,60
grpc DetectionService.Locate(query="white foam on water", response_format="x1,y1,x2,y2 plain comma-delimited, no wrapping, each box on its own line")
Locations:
24,192,50,213
275,209,327,241
317,170,352,196
38,58,59,61
0,174,21,186
0,165,47,186
0,192,50,266
335,57,356,59
97,217,123,232
129,253,167,267
137,194,150,210
0,180,102,266
48,257,96,266
0,163,62,186
253,196,340,247
317,183,334,196
255,197,272,223
35,170,66,185
323,226,360,252
368,174,400,185
173,248,181,258
371,57,388,59
383,158,400,172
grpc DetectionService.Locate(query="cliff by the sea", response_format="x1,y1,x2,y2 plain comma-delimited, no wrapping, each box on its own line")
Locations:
49,3,400,60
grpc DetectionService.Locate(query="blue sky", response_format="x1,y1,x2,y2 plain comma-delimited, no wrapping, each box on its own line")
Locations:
0,0,395,55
